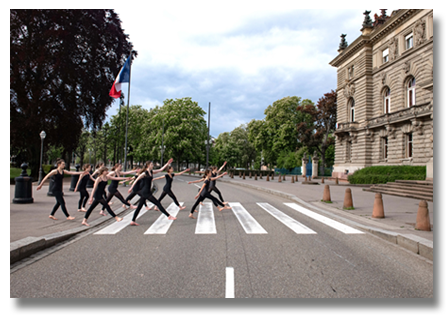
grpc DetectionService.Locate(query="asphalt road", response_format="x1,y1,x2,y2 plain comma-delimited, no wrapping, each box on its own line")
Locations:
10,175,433,298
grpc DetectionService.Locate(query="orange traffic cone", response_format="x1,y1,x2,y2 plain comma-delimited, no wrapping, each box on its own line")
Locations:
372,193,385,218
343,188,354,209
415,200,431,231
322,185,331,202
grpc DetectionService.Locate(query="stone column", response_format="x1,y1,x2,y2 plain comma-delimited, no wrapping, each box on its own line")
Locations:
312,152,319,178
301,156,308,177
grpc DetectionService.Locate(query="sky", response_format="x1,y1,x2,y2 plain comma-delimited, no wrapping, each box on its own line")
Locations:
106,5,381,138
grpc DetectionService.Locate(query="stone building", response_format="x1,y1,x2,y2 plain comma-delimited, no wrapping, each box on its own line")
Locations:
329,9,433,180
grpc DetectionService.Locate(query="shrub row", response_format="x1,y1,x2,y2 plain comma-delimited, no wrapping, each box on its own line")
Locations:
348,165,426,184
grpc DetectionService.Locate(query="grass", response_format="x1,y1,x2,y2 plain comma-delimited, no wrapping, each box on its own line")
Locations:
321,200,333,203
343,206,355,210
10,167,31,179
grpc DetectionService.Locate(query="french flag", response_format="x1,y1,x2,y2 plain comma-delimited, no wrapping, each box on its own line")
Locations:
109,55,132,98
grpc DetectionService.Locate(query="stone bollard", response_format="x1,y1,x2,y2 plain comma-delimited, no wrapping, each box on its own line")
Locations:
13,163,33,204
254,173,257,180
231,172,234,179
291,175,294,183
343,188,354,209
243,172,245,179
278,174,282,182
321,177,325,184
295,175,298,182
372,193,385,218
69,164,81,191
322,185,331,202
260,173,263,180
415,200,431,231
335,177,339,185
249,171,252,178
239,172,241,178
282,174,285,181
266,174,270,181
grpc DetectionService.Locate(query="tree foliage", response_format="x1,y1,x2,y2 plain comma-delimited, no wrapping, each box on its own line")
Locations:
10,9,135,176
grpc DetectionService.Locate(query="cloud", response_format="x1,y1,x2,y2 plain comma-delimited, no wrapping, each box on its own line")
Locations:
106,8,386,136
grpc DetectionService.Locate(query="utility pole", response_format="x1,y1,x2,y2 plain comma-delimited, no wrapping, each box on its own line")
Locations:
206,102,210,169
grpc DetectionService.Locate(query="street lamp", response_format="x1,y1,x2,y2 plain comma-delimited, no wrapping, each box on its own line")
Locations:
160,145,166,166
38,130,46,184
88,148,91,164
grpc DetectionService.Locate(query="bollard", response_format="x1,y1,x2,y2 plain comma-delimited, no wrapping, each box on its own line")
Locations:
291,175,294,183
249,171,252,178
239,171,241,178
295,175,298,182
243,172,245,179
266,174,270,181
283,174,286,181
278,174,281,182
321,177,325,184
69,164,81,191
343,188,354,209
231,172,234,179
415,200,431,231
254,173,257,180
335,177,339,185
322,185,331,202
372,193,385,218
13,163,33,204
260,173,263,180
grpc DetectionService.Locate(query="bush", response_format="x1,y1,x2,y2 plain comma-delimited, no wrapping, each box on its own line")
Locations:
348,166,426,184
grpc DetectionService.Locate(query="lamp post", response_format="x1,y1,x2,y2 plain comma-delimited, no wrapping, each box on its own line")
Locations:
88,149,91,164
38,131,46,185
161,117,165,167
160,145,166,167
206,102,210,169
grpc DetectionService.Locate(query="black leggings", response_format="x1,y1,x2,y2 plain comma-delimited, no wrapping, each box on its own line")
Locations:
158,189,180,206
211,186,225,203
190,192,224,214
126,190,147,206
78,189,89,209
51,191,70,217
132,193,170,221
102,189,131,210
85,198,116,219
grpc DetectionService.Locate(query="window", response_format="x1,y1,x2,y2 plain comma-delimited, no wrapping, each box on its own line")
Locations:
407,77,416,107
405,32,413,50
405,133,413,158
349,99,355,122
384,87,391,114
383,48,389,63
382,137,388,159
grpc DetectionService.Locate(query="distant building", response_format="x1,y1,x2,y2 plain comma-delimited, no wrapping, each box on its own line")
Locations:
329,9,433,180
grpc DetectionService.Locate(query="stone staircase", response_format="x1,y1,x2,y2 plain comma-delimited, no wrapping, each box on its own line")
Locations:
363,180,433,202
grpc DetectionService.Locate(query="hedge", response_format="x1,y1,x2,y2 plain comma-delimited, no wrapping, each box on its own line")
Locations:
348,166,426,184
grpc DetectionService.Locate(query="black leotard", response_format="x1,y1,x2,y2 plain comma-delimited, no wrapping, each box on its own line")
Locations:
140,170,154,197
95,179,109,199
108,172,120,192
51,170,64,192
163,174,173,192
78,174,90,190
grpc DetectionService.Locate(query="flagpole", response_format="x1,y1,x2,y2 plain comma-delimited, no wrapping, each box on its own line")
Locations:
124,53,132,176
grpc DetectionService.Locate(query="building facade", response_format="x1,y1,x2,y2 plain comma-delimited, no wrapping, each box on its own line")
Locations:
329,9,433,180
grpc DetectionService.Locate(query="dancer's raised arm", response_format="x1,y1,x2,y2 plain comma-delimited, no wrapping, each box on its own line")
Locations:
188,177,205,184
36,169,57,190
174,168,190,176
210,172,227,181
217,161,227,173
153,158,173,174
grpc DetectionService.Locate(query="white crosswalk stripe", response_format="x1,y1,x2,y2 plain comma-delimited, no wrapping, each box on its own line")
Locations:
257,203,316,234
94,203,154,235
284,203,365,234
144,202,183,234
195,202,216,234
229,202,267,234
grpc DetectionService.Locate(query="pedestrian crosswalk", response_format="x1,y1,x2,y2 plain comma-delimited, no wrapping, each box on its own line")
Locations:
94,201,365,236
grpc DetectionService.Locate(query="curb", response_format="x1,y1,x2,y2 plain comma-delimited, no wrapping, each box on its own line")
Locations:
10,183,158,265
219,178,433,261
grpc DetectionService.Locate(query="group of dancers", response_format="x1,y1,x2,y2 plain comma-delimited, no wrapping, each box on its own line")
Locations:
36,158,232,227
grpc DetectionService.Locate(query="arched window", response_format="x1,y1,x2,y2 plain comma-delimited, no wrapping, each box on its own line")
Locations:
384,87,391,114
407,77,416,107
349,99,355,122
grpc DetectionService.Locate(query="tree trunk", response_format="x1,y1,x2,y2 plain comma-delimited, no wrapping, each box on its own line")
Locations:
320,148,326,176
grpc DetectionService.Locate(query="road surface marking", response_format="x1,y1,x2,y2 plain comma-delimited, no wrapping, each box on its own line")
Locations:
229,202,267,234
195,202,217,234
257,203,316,234
94,203,153,235
144,202,183,234
226,267,234,298
284,203,365,234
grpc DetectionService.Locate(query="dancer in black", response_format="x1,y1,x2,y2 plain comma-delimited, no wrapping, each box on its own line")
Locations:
37,158,85,220
210,161,228,204
129,159,177,226
120,167,149,210
92,162,108,202
153,166,190,211
188,169,231,219
74,163,96,212
81,166,128,226
99,163,138,216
